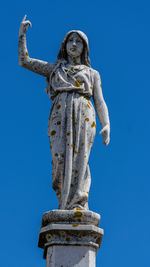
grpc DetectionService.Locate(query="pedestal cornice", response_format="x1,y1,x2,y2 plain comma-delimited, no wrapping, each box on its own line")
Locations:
38,209,104,260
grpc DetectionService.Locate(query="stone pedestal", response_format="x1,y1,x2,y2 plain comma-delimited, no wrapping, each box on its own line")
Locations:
38,210,104,267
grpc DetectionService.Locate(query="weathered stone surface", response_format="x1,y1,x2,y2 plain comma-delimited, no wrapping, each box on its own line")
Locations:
41,209,100,227
46,246,96,267
18,16,110,211
39,223,103,256
38,209,104,260
19,15,108,266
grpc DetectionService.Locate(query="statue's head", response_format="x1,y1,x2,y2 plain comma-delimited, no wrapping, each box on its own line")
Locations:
57,30,91,67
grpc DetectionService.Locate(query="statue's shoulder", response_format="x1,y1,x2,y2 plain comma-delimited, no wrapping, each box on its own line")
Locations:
48,62,57,73
88,67,101,80
91,67,100,75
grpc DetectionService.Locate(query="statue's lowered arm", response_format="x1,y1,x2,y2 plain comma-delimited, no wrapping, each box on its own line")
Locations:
18,15,54,77
93,71,110,146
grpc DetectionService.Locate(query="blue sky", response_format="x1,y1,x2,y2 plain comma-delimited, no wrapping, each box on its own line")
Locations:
1,0,150,266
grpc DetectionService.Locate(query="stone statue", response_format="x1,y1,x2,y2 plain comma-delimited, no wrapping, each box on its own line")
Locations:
19,15,110,211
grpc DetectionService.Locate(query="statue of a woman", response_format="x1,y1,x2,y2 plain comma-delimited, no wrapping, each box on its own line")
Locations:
19,16,110,210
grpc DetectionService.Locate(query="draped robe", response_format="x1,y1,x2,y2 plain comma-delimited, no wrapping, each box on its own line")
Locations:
47,63,97,209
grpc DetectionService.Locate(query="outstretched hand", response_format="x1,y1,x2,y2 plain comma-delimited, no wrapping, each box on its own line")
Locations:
100,124,110,146
19,15,32,36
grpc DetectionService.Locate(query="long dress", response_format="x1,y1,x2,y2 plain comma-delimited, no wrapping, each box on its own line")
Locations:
47,61,97,210
18,28,109,210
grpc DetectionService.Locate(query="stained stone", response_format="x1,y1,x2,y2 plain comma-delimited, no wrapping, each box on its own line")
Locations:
41,209,100,227
38,209,104,265
18,15,110,266
18,16,110,211
46,246,96,267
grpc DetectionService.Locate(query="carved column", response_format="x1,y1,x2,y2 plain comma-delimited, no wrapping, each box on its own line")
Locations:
38,210,104,267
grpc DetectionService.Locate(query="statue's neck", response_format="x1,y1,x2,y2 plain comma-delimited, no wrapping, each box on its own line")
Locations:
67,55,81,66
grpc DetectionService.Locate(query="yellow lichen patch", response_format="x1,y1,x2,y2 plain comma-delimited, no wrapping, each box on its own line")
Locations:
57,121,61,125
76,207,82,210
86,104,91,109
73,122,77,126
55,153,58,157
100,83,102,88
26,52,29,56
75,76,79,79
51,130,56,136
74,150,78,154
70,66,74,71
67,132,71,136
79,232,83,238
87,192,89,195
73,211,83,218
66,236,70,242
57,104,61,110
88,101,92,107
84,96,89,100
72,224,79,227
75,80,80,87
90,86,93,90
73,59,80,65
71,144,73,148
85,117,89,122
91,121,96,128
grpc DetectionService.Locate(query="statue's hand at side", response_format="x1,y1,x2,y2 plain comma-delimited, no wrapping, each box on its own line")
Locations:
19,15,32,37
100,124,110,146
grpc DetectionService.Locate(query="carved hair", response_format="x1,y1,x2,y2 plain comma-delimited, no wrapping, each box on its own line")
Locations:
57,30,91,67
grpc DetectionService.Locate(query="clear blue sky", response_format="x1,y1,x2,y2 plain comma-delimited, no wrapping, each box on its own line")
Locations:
1,0,150,266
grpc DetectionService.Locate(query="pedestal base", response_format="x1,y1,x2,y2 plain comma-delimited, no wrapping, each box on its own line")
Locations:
38,210,104,267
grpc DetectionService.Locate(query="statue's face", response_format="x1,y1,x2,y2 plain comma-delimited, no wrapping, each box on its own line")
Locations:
66,33,84,58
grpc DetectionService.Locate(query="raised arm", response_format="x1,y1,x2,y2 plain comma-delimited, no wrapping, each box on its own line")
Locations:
18,15,55,77
93,71,110,146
